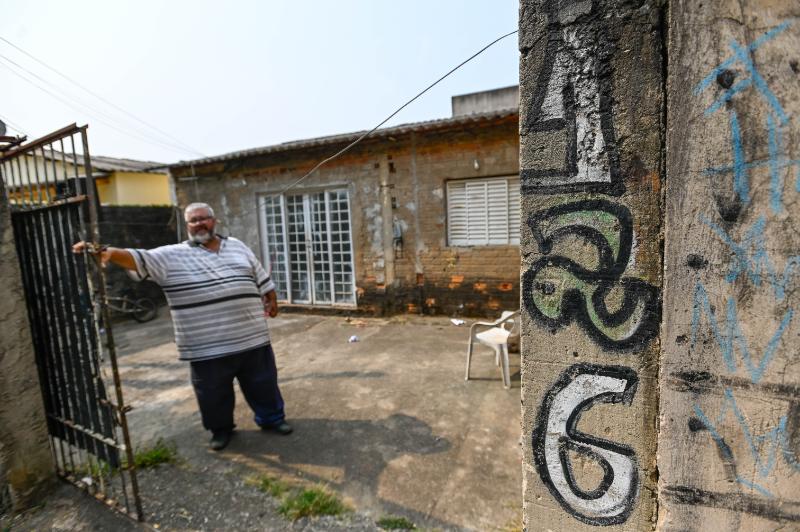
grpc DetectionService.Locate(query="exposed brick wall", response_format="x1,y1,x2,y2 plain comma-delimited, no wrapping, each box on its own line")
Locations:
171,115,520,317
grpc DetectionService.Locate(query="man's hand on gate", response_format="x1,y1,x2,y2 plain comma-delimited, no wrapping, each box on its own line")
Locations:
72,241,111,266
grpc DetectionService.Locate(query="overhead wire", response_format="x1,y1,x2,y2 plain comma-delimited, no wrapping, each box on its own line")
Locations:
0,112,29,136
0,56,202,157
277,29,518,195
205,28,519,227
0,35,205,157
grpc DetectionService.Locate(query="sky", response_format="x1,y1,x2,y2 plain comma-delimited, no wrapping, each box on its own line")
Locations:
0,1,519,164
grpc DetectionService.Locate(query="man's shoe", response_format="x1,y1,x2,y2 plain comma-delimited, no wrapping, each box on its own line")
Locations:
261,421,293,435
209,430,232,450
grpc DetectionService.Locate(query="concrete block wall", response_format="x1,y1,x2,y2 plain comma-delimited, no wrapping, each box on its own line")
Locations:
519,0,664,529
0,183,54,513
171,116,521,317
658,1,800,529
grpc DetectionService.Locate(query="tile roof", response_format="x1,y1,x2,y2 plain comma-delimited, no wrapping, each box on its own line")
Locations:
170,107,518,169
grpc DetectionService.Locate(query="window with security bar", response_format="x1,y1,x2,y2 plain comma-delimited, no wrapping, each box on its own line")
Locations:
447,175,521,246
259,189,356,306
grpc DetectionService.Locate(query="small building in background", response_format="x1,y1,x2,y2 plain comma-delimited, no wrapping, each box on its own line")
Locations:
5,150,169,206
169,86,520,316
90,155,170,206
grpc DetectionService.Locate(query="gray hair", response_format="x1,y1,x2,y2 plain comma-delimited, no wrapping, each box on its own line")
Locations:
184,202,215,220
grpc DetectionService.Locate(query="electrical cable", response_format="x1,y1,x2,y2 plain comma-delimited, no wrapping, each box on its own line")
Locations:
0,52,196,155
0,35,205,157
278,29,518,195
0,57,203,157
0,112,28,136
202,28,519,224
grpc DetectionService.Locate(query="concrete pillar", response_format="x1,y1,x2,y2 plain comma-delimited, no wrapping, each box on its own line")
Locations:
658,2,800,529
518,1,664,529
0,184,54,513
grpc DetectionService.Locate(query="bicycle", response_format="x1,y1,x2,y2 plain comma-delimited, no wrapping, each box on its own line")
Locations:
106,293,158,323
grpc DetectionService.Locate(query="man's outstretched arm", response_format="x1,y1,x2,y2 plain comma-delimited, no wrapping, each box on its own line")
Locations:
71,242,137,271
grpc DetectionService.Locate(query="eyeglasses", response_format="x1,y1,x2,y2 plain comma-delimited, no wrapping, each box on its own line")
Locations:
187,216,213,225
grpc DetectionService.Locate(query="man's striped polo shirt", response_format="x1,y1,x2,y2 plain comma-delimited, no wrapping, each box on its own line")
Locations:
126,236,276,362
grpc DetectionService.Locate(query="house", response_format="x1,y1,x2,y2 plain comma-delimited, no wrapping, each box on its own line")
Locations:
1,146,169,206
168,86,520,316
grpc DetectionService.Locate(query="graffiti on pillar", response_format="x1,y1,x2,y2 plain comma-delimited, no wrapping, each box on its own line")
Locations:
694,21,799,220
668,21,800,517
701,215,800,301
691,282,793,385
522,199,660,351
520,0,623,196
520,2,661,526
532,363,640,526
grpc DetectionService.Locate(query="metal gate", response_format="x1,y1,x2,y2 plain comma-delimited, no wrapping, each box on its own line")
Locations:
0,124,142,521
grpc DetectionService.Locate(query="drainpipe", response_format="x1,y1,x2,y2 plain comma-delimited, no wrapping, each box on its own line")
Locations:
379,155,395,289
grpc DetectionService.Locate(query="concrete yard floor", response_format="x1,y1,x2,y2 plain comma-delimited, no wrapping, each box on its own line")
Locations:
12,312,523,531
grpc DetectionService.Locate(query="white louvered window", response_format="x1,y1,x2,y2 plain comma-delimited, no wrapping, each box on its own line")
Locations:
447,176,520,246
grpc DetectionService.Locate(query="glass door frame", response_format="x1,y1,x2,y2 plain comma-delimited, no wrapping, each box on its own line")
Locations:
258,187,357,307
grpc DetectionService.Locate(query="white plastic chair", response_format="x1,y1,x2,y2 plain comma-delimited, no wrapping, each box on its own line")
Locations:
465,310,519,389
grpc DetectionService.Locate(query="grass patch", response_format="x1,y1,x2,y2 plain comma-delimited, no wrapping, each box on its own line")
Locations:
133,438,177,469
377,515,417,529
278,485,349,521
255,475,290,498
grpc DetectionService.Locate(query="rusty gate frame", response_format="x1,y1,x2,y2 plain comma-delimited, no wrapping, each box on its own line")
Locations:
0,124,143,521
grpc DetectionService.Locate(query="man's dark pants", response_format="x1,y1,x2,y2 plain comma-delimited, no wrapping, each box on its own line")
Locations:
190,344,285,432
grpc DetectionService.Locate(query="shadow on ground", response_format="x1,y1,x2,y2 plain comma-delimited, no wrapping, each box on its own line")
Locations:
78,312,522,531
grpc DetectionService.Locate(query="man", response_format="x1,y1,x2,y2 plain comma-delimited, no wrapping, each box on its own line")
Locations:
73,202,292,451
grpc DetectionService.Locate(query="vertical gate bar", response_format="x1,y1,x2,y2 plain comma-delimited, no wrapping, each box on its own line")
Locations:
69,155,124,508
32,147,48,205
69,135,83,197
80,129,143,520
49,204,109,494
33,206,84,470
58,140,72,198
61,203,119,502
20,154,33,206
68,135,90,241
9,161,21,206
41,146,55,203
53,203,104,449
24,208,73,473
12,158,24,207
14,159,24,206
9,211,64,475
40,204,91,478
66,205,118,498
67,206,118,467
49,142,61,198
18,156,30,207
13,157,26,207
61,206,105,490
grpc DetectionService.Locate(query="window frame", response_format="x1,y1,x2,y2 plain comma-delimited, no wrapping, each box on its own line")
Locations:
446,174,521,247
